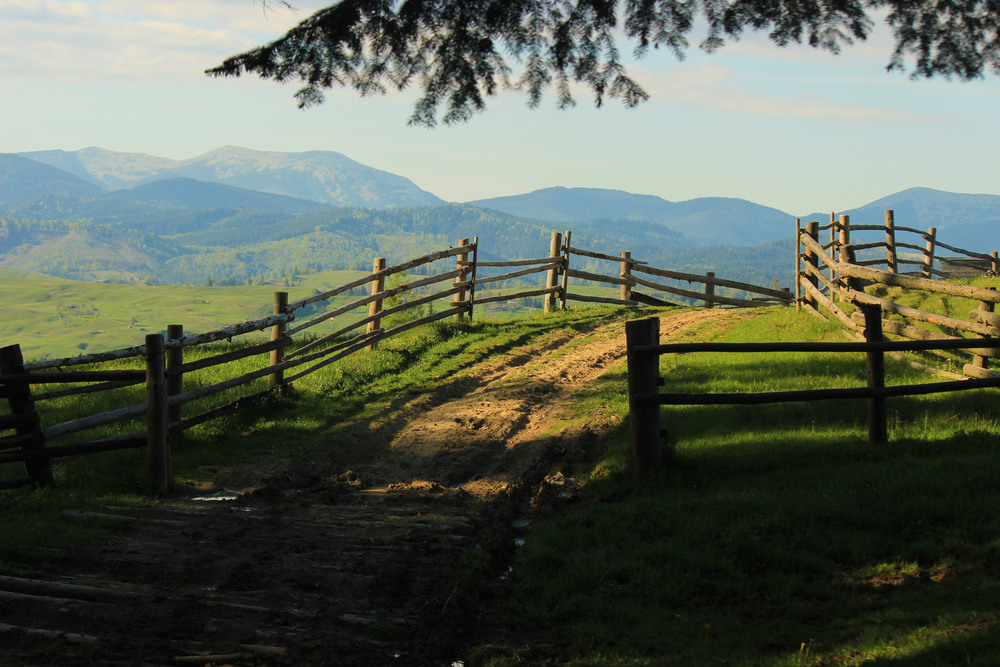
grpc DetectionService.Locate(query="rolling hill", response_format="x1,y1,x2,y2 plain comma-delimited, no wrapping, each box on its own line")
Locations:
101,177,332,213
467,187,794,246
17,146,445,209
2,147,996,294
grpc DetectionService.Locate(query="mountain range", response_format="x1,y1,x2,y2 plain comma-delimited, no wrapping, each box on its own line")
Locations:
1,147,997,289
15,146,444,209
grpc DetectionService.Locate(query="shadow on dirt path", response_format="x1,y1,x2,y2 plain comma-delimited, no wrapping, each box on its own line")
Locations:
1,309,744,666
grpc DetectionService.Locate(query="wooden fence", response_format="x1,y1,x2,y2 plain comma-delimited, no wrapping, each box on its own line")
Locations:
795,211,999,285
796,212,999,380
1,232,791,492
625,307,1000,476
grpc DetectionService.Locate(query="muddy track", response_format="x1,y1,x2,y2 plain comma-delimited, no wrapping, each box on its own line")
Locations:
1,309,742,666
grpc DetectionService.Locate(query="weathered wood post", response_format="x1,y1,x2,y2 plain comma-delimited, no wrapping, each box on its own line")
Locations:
166,324,183,429
626,317,663,476
795,219,802,311
838,215,851,261
829,212,838,285
454,238,470,321
884,210,898,273
922,227,937,279
704,272,716,308
803,221,820,312
145,333,171,494
992,251,999,276
844,245,865,293
837,215,852,300
367,258,386,350
0,344,52,486
972,287,997,373
560,230,572,311
544,232,562,314
467,236,479,321
861,303,887,444
269,292,288,388
620,251,633,302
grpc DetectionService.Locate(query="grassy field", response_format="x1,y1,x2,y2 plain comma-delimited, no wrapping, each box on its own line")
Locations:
476,307,999,666
1,268,575,361
0,268,373,360
2,291,998,664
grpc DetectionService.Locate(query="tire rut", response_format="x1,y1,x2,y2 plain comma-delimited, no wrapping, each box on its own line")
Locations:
1,309,743,666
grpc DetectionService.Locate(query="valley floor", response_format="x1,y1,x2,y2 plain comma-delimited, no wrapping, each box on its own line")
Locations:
0,308,743,666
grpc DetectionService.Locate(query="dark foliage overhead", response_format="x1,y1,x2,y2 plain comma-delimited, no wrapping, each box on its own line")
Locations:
209,0,1000,125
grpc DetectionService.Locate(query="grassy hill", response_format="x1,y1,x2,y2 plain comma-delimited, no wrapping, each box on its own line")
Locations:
1,305,997,664
0,268,369,360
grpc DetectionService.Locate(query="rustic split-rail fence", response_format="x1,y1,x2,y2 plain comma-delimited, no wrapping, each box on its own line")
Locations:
625,211,999,476
1,232,793,492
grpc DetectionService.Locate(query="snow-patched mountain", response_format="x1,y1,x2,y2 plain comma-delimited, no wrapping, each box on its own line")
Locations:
18,146,445,209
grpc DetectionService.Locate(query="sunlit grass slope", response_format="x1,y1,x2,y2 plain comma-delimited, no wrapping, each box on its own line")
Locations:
0,268,367,359
1,301,997,666
480,307,1000,667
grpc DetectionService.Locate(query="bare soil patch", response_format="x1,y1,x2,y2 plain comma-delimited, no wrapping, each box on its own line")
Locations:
1,308,746,666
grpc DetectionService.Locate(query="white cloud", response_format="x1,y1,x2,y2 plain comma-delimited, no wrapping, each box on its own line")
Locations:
0,0,338,85
0,1,276,84
631,62,933,123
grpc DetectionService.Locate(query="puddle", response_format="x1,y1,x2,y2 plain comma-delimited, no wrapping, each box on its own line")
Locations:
190,490,241,502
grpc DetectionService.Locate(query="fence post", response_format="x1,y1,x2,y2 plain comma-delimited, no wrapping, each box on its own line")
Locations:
704,272,716,308
269,292,288,388
803,221,819,311
620,251,633,302
922,227,937,279
972,287,997,373
544,232,562,314
454,238,470,321
166,324,183,430
838,215,851,262
367,258,386,350
560,230,572,311
861,303,887,445
844,245,865,292
795,218,802,311
828,212,838,286
145,333,171,495
626,318,663,476
992,251,998,276
468,236,479,321
885,210,897,273
837,215,852,300
0,344,52,486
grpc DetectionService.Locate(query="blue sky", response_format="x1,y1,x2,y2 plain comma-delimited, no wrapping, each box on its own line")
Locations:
1,1,998,215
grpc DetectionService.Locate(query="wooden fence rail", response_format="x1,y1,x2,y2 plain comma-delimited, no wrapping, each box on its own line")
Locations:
2,232,791,492
625,309,1000,476
796,217,999,380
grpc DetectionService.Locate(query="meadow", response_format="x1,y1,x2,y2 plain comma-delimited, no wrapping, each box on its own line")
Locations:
0,268,376,359
1,282,998,664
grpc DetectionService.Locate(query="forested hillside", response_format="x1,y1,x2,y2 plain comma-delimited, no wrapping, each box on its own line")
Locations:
0,207,794,290
4,149,995,295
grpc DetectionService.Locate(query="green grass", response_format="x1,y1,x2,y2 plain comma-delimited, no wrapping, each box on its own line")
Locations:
2,302,998,665
0,268,370,359
474,307,1000,666
0,306,629,568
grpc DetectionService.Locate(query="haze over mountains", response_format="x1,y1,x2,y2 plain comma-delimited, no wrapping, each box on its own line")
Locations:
16,146,445,209
1,147,997,288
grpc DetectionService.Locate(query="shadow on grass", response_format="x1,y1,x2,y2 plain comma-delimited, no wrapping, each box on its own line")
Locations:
488,384,1000,666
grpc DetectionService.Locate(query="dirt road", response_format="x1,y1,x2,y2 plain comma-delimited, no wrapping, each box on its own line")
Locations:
1,308,739,666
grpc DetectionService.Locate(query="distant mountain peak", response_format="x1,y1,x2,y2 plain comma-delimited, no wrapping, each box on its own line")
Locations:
16,146,443,209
